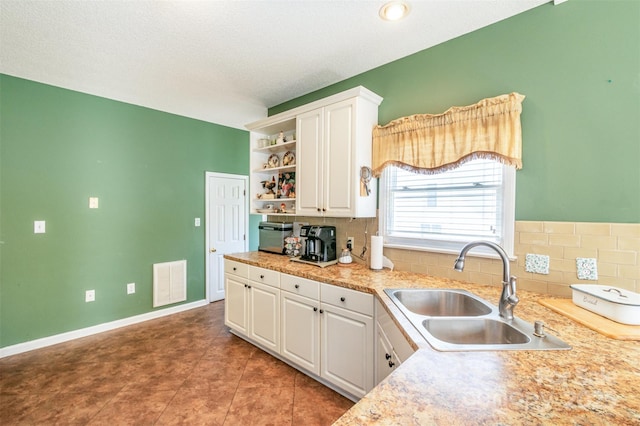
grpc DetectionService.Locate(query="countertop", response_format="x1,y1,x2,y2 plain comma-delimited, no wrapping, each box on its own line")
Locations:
225,252,640,425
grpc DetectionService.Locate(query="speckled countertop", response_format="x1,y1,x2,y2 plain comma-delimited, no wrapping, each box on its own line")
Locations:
225,252,640,425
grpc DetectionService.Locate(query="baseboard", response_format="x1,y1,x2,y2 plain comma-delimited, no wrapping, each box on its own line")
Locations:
0,299,209,358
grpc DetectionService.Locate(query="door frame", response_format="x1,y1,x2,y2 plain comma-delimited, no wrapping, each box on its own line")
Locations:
204,171,249,302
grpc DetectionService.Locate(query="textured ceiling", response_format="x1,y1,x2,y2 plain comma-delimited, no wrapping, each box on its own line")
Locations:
0,0,549,129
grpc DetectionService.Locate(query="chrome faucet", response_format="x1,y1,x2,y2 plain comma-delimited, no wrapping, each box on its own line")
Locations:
454,241,519,320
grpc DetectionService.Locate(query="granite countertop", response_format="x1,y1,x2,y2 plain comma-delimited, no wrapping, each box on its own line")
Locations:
225,252,640,425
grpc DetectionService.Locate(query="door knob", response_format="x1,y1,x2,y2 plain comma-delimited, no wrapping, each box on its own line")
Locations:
210,248,217,253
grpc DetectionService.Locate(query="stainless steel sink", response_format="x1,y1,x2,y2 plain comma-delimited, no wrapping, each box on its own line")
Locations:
389,289,492,317
423,318,530,345
384,288,571,352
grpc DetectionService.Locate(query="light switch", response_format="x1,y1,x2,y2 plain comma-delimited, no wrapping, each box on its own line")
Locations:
195,218,201,227
89,197,99,209
34,221,46,234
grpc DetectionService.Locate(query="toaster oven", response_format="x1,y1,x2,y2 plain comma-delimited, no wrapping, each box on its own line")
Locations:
258,221,293,255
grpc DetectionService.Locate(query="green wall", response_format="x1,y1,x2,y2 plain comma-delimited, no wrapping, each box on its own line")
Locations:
2,0,638,350
271,1,640,224
0,75,251,347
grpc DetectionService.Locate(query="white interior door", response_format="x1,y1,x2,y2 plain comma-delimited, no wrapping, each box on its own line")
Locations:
206,172,248,302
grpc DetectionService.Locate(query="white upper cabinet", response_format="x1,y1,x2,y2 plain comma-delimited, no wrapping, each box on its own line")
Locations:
247,87,382,218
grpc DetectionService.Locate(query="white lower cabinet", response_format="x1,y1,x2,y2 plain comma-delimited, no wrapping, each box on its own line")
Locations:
224,264,280,354
248,281,280,353
320,302,373,398
281,290,321,374
225,261,375,400
281,274,374,399
224,261,249,335
374,298,415,385
375,321,398,383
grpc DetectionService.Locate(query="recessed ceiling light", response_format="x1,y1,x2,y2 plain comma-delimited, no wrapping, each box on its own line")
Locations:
379,1,411,21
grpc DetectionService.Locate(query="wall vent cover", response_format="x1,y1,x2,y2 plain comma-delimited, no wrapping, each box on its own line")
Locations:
153,260,187,307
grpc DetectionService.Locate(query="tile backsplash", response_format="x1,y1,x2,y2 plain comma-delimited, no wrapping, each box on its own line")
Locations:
268,215,639,297
513,221,638,296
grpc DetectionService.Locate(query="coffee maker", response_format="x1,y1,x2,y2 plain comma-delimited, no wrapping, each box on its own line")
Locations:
299,225,337,263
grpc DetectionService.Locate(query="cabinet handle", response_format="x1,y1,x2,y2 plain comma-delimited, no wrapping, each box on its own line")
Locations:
388,360,396,368
295,284,300,289
322,208,326,212
233,267,237,271
319,309,324,314
260,274,265,279
340,296,345,302
317,208,321,212
247,285,252,289
313,307,318,312
385,353,391,360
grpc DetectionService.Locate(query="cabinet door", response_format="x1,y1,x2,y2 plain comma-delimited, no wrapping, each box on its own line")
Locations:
225,273,248,335
375,322,397,385
296,108,323,216
323,98,355,216
248,281,280,353
320,303,373,398
281,291,320,375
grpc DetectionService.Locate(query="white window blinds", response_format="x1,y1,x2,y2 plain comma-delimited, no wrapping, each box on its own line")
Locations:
380,159,515,255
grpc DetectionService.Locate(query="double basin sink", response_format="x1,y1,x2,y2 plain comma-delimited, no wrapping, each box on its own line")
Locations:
385,288,571,351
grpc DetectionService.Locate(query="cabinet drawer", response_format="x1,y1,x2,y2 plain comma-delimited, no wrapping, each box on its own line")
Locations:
225,260,248,278
249,266,280,288
320,283,373,316
281,274,320,300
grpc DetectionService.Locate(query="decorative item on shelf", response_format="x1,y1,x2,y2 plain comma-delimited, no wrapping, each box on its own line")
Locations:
276,131,284,144
261,177,277,196
283,151,295,166
267,154,279,168
278,172,295,199
256,204,274,214
257,193,275,200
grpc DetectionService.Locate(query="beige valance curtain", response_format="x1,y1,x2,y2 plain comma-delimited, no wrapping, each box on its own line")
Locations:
371,92,525,177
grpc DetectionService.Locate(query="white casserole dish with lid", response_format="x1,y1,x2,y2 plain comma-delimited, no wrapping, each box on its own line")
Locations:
570,284,640,325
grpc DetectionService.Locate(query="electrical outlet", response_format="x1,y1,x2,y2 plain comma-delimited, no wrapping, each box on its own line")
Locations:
127,282,136,294
347,237,355,250
85,290,95,302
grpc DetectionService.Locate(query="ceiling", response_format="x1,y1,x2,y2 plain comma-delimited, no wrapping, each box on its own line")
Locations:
1,0,550,130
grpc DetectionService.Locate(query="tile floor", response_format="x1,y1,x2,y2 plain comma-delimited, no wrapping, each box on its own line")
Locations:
0,301,354,425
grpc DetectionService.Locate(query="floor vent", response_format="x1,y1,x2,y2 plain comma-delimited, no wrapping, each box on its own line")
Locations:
153,260,187,308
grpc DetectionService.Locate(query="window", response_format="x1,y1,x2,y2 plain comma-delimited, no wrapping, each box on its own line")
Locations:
379,159,515,257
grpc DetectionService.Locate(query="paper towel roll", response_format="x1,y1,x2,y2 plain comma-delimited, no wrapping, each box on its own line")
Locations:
370,236,384,270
